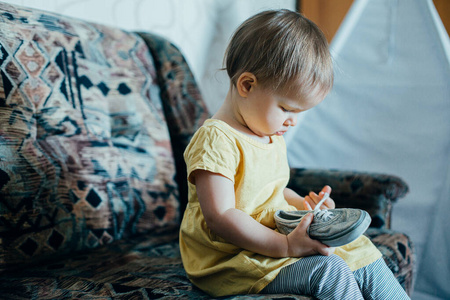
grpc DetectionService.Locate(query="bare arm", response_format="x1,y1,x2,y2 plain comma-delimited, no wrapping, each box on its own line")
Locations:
193,170,334,258
284,187,307,210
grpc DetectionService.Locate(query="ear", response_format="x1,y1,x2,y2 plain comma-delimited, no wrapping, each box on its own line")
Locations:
236,72,257,98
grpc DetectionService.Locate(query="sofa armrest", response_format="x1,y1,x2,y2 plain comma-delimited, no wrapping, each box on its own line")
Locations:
287,168,409,229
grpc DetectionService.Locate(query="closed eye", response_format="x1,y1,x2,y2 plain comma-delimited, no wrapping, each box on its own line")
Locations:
281,106,301,113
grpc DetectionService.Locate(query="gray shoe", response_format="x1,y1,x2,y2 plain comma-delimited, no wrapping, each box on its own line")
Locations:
275,193,371,247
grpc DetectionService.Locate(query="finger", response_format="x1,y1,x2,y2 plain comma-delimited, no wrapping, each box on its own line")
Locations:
304,199,313,210
301,237,334,257
306,196,319,210
309,191,328,209
319,186,334,207
324,197,335,209
304,196,316,210
317,245,336,256
308,191,320,205
317,193,334,209
321,185,332,195
309,191,319,199
297,212,314,231
314,191,333,210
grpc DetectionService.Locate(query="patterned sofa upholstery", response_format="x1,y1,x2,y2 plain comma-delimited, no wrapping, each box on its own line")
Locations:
0,2,414,299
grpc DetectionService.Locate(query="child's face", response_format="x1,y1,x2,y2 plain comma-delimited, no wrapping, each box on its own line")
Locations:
239,82,324,139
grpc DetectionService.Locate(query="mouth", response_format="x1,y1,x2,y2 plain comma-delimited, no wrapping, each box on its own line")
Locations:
275,131,287,136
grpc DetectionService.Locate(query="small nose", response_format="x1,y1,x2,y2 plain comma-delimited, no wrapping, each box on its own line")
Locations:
285,114,297,127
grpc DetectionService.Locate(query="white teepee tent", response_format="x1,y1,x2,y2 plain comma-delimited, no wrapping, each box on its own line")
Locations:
285,1,450,299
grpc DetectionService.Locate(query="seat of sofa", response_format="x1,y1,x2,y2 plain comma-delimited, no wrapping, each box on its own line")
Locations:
0,226,411,300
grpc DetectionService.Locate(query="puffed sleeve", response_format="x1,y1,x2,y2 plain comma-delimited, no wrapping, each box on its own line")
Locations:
184,125,240,184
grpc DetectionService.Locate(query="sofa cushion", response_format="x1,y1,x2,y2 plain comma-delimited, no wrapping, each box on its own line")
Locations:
0,3,179,269
0,228,410,299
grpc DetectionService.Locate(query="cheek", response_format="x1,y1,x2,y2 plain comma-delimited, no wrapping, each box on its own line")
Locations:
265,110,285,127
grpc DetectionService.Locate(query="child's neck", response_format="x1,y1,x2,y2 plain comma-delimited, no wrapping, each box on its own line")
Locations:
212,89,272,144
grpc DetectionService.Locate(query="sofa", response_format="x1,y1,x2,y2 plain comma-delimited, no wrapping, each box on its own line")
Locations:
0,2,414,299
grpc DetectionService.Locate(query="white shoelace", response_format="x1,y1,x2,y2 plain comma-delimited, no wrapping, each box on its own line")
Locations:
313,193,333,221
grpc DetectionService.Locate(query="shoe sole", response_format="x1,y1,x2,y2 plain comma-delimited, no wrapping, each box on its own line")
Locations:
312,210,371,247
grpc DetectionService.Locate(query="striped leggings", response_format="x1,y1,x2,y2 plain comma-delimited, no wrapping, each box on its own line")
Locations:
261,255,410,300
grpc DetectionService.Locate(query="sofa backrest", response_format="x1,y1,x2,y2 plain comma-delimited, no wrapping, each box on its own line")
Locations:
0,2,209,269
136,32,210,215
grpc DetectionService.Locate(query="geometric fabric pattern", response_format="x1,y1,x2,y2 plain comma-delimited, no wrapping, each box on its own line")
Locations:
0,2,178,268
0,227,411,299
136,32,210,212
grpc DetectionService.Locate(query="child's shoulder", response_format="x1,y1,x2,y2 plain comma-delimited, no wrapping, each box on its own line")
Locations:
201,119,231,130
189,119,237,147
185,119,240,163
195,119,236,139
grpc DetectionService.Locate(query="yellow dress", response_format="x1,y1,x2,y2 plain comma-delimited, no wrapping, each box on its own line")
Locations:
179,119,381,297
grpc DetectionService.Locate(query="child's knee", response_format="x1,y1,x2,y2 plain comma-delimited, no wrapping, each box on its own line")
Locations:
321,254,349,271
308,255,362,298
312,254,353,280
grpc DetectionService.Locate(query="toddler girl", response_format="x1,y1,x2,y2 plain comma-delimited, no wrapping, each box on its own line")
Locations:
179,9,410,299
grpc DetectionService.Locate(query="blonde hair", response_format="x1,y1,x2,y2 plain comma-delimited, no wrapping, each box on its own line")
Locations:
224,9,333,97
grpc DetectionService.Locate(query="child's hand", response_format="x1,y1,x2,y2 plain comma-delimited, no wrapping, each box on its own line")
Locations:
304,185,335,210
286,212,335,257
